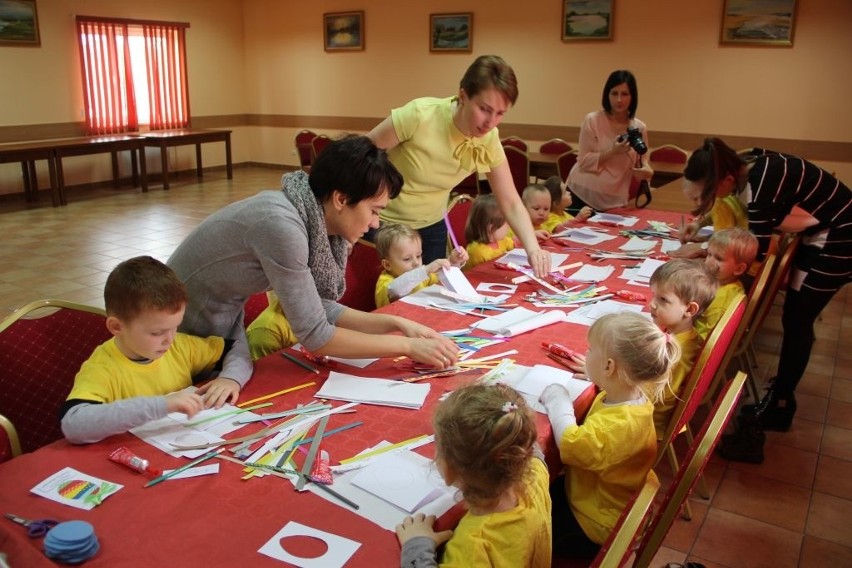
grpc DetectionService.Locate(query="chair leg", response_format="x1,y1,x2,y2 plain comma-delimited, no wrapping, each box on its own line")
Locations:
664,443,692,520
684,426,710,500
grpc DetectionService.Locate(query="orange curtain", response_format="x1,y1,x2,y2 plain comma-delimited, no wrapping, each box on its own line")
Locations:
143,23,190,130
76,18,138,135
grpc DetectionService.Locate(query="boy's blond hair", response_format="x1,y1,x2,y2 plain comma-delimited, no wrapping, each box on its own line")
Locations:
649,258,718,318
104,256,187,322
374,223,420,260
521,183,549,205
708,228,758,266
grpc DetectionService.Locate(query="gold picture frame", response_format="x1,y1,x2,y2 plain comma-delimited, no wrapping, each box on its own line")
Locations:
430,13,472,53
0,0,40,47
562,0,613,41
323,11,364,52
720,0,796,46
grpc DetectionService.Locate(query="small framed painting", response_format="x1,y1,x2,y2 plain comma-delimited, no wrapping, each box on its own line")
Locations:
324,11,364,52
720,0,796,46
562,0,613,41
430,13,472,53
0,0,41,47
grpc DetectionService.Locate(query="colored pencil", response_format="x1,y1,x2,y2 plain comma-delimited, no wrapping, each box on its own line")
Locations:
280,351,321,375
144,448,224,488
444,214,460,250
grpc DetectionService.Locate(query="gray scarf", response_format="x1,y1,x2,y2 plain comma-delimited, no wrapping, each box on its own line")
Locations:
281,171,347,301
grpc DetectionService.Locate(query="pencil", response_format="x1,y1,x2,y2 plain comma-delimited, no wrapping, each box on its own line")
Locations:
280,351,321,375
443,214,460,250
144,448,224,488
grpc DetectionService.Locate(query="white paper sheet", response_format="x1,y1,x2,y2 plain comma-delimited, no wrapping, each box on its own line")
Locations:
163,463,220,480
500,364,593,413
437,266,481,300
589,212,639,227
473,306,566,337
564,300,645,326
636,258,667,280
552,228,617,245
660,239,682,254
567,264,615,282
350,450,451,513
259,521,361,568
620,237,656,252
31,467,123,511
314,372,430,409
496,248,569,269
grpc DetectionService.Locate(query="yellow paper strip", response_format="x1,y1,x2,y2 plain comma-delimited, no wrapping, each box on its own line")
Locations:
237,381,315,408
339,434,430,465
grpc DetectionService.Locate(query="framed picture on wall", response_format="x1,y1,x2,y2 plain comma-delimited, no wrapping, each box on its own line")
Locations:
430,13,472,53
0,0,40,46
562,0,613,41
323,11,364,52
720,0,796,46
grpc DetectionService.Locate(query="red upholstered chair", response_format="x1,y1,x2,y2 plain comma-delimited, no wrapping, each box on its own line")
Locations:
0,413,22,463
310,134,333,162
500,136,527,152
295,130,317,172
451,172,480,198
0,300,110,454
503,145,530,196
243,291,271,328
556,151,578,183
648,144,689,165
634,372,747,568
446,193,474,253
339,239,382,313
540,138,572,155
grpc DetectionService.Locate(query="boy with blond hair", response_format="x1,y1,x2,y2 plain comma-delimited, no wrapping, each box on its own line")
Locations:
695,228,758,341
61,256,231,444
647,258,718,436
374,223,468,307
520,184,552,242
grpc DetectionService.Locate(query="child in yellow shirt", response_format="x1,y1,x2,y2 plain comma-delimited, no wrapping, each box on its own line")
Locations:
374,223,467,308
695,228,757,340
464,194,517,269
521,184,553,241
647,259,718,437
397,383,551,567
245,291,298,360
540,312,680,557
541,175,593,233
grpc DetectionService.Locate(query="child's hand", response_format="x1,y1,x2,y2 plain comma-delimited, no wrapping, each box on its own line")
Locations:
534,229,550,242
196,377,241,408
395,513,453,547
425,259,451,274
165,390,204,417
576,206,594,222
680,221,702,244
668,242,707,259
448,246,469,267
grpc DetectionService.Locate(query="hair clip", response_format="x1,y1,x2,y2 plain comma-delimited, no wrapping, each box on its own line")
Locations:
501,401,518,413
665,332,673,344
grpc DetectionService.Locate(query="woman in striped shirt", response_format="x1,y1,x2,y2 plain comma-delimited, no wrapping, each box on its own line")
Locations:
682,137,850,437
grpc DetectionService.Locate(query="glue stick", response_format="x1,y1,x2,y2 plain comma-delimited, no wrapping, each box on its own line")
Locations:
109,447,161,476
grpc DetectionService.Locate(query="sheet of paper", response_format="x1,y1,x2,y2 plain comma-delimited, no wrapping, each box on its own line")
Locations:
437,266,481,300
350,450,451,513
473,306,566,337
314,372,430,409
163,463,220,480
660,239,682,254
31,467,123,511
636,258,667,280
564,299,645,326
130,417,226,458
620,236,656,252
496,249,569,269
589,212,639,227
567,264,615,282
501,364,593,413
552,228,616,245
259,521,361,568
400,285,481,314
476,282,518,294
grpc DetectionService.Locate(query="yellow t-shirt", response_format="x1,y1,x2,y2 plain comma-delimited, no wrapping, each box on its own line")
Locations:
709,194,748,231
559,392,658,545
374,271,438,308
695,282,745,341
246,293,298,360
465,236,515,270
653,328,701,437
439,459,552,567
67,334,224,402
541,210,574,233
382,97,506,229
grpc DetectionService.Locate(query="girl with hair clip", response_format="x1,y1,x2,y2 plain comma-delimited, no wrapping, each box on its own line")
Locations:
463,194,517,270
566,70,654,211
397,383,552,568
680,137,851,462
540,312,680,558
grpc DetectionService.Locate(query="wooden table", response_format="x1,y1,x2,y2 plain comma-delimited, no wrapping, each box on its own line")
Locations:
52,136,148,205
0,208,687,566
0,141,59,206
140,129,233,190
528,151,685,182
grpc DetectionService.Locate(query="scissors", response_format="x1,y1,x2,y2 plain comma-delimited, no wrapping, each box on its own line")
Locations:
3,513,59,538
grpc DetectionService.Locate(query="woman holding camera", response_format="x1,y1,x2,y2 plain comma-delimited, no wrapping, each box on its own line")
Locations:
567,70,653,211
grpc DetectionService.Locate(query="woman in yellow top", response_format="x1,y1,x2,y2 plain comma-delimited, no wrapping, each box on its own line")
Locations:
367,55,550,278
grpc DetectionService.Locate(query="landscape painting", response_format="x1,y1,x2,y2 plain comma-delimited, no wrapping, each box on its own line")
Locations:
0,0,40,46
324,11,364,52
430,13,472,53
721,0,796,45
562,0,613,41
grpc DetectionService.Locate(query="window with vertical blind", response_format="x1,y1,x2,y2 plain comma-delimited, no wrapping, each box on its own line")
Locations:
76,16,190,135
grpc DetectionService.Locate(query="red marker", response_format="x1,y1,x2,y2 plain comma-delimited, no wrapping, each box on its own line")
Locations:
541,341,582,361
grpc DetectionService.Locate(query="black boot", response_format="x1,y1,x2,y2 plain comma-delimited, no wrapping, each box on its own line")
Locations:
744,381,797,432
717,415,765,464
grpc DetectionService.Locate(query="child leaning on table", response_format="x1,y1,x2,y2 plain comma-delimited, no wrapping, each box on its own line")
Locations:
464,194,517,270
520,183,552,242
539,312,680,558
397,383,552,567
647,258,718,437
374,223,468,308
695,228,757,341
60,256,233,444
540,175,593,233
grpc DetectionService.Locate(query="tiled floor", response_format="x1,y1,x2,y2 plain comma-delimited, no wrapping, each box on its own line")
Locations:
1,167,850,567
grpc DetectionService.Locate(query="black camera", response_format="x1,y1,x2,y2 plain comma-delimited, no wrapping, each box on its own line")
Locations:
617,127,648,155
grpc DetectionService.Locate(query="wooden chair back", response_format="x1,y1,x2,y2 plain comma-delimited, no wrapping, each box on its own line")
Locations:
634,372,747,568
648,144,689,164
556,151,578,183
295,129,317,171
310,134,332,162
0,413,22,462
504,145,530,196
500,136,528,152
446,193,474,252
0,300,111,453
339,239,382,313
540,138,572,155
